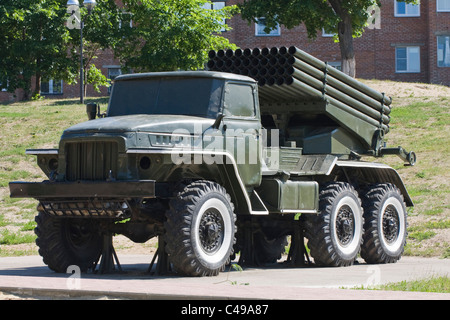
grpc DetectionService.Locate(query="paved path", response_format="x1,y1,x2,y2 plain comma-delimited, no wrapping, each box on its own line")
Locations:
0,255,449,300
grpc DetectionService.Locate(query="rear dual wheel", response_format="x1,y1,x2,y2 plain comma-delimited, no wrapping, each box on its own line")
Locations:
361,184,407,264
305,182,364,267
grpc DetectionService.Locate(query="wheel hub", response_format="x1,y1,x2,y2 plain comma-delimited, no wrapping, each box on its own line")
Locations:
336,205,355,246
199,209,224,254
383,205,400,243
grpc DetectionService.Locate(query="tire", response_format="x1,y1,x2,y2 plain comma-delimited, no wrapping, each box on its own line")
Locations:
253,232,288,264
35,210,103,273
304,182,364,267
361,183,407,264
164,180,236,276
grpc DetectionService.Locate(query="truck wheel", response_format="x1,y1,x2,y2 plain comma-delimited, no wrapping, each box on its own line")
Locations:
305,182,363,267
164,180,236,276
254,232,288,264
361,184,407,264
35,210,103,273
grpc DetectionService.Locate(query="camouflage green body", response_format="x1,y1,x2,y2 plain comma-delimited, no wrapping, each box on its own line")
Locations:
10,71,414,218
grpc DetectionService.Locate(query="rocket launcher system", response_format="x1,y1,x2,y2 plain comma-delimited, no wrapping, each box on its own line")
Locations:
207,46,416,165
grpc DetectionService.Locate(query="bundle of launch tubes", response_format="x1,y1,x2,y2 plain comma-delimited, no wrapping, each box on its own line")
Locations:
207,46,391,133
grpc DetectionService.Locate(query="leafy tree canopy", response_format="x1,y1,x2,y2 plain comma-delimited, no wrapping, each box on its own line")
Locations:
115,0,239,72
239,0,416,77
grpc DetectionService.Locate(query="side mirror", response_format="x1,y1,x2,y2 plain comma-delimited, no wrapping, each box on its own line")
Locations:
212,113,225,129
86,103,98,120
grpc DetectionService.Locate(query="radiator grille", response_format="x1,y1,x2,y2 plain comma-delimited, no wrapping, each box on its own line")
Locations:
66,141,118,181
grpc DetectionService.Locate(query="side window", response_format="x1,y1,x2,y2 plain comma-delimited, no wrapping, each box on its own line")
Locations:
223,83,255,117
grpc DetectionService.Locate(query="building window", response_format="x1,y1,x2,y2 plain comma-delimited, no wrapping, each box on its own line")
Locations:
437,0,450,12
41,79,63,95
327,61,342,71
395,47,420,73
203,1,226,31
255,18,280,36
322,28,335,37
394,1,420,17
437,36,450,67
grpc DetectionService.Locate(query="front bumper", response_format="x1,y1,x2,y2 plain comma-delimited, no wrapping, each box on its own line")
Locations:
9,180,156,199
9,180,156,218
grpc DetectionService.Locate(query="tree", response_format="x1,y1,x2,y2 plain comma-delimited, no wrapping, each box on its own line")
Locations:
0,0,76,99
0,0,121,100
67,0,124,97
114,0,239,72
239,0,416,78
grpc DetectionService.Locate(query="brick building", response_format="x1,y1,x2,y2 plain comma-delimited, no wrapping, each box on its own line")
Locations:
1,0,448,102
224,0,450,85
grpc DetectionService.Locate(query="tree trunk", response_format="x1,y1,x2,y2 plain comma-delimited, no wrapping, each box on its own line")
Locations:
337,15,356,78
328,0,356,78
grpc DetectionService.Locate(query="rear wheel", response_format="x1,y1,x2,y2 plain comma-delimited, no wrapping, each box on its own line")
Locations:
305,182,364,267
361,184,407,264
35,210,103,273
164,180,236,276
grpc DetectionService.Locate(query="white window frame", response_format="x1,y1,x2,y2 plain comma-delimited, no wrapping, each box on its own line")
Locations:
394,0,420,17
437,0,450,12
322,28,335,37
437,35,450,67
106,66,122,93
395,46,421,73
41,79,63,95
255,17,280,36
203,1,226,31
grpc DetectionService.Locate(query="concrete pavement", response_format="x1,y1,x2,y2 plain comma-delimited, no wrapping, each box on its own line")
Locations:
0,254,449,300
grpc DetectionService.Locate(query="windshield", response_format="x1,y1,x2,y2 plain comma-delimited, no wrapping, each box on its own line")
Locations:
107,77,223,118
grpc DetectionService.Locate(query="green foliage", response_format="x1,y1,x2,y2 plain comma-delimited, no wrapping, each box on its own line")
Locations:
239,0,415,76
115,0,239,72
0,0,76,98
0,0,240,97
86,64,110,93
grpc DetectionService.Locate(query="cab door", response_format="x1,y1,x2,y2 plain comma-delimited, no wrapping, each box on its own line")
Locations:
222,82,262,188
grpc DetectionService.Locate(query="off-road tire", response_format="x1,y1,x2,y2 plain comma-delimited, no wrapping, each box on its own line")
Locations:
361,183,407,264
253,232,288,264
304,182,364,267
35,210,103,273
164,180,236,276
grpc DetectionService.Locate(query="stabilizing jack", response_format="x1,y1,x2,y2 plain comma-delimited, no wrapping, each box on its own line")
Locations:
147,235,171,275
94,233,122,274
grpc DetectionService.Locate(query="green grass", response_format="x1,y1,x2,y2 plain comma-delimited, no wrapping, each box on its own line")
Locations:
0,97,106,255
355,276,450,293
0,82,449,262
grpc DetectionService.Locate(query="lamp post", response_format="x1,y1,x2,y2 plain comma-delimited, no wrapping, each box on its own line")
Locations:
66,0,96,104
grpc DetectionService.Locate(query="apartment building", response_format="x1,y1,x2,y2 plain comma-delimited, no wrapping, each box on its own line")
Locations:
1,0,448,102
225,0,449,85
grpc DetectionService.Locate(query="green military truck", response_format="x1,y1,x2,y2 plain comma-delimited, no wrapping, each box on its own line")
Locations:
10,47,415,276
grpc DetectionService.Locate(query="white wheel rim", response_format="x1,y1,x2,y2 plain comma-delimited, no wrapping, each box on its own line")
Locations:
332,196,363,255
380,197,405,253
193,198,232,264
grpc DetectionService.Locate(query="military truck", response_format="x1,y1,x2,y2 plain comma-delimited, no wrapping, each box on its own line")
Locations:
9,47,415,277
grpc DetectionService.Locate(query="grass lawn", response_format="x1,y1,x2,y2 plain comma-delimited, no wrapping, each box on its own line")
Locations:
0,81,448,292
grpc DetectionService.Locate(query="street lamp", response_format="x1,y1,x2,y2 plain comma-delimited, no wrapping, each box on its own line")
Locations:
66,0,97,104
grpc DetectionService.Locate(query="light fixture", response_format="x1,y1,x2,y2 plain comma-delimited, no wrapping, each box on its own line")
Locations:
83,0,97,12
66,0,80,6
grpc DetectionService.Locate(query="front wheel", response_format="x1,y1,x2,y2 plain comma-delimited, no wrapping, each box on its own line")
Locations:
164,181,236,276
304,182,364,267
35,210,103,273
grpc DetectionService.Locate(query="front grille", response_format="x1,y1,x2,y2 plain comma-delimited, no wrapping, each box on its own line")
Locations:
66,141,118,181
